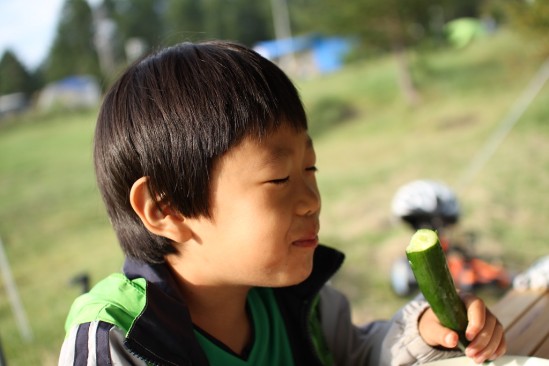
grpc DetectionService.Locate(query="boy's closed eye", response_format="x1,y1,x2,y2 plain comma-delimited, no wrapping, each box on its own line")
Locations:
269,176,290,185
268,166,318,185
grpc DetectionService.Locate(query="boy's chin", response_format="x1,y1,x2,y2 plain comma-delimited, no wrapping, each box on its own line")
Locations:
271,266,314,288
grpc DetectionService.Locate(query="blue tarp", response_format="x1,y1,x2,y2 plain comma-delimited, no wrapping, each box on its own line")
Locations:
55,75,98,91
254,34,353,73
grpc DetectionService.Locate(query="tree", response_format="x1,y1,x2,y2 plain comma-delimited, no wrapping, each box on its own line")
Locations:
292,0,436,105
44,0,101,83
228,0,273,45
500,0,549,55
290,0,486,105
0,50,33,95
92,0,122,81
109,0,165,51
198,0,273,46
164,0,273,47
164,0,205,44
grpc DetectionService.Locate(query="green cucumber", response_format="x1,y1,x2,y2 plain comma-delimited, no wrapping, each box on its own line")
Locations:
406,229,469,350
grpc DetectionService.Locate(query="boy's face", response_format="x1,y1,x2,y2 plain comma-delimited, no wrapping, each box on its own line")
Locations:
181,124,320,288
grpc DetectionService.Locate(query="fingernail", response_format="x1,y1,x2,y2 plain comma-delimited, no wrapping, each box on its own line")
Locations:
475,357,487,364
445,333,457,347
465,348,474,357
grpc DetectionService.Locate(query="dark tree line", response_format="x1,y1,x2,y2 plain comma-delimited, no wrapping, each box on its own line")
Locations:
0,51,39,96
1,0,547,99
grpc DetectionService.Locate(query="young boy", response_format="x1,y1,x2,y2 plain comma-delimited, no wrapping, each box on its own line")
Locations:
59,41,506,365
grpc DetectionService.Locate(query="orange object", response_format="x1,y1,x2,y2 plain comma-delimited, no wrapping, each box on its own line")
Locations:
443,236,510,290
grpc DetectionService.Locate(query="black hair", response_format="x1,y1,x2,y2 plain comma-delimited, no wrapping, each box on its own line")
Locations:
94,40,307,263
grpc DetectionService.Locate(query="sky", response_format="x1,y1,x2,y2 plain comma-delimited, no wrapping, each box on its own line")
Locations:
0,0,98,71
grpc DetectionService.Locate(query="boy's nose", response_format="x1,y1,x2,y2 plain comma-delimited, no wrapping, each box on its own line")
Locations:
297,180,321,216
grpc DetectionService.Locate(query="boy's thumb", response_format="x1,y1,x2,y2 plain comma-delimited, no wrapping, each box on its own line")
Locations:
420,308,460,348
442,331,459,349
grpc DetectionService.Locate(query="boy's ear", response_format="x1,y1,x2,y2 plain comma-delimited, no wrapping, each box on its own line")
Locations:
129,177,192,244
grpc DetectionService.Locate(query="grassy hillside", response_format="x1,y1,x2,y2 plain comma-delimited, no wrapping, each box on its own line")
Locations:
300,29,549,322
1,29,548,364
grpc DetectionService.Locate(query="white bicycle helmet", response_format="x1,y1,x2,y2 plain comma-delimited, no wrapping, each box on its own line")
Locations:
391,179,460,230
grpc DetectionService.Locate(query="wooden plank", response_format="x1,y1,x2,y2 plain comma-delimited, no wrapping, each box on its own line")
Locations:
491,289,546,329
503,293,549,356
533,336,549,359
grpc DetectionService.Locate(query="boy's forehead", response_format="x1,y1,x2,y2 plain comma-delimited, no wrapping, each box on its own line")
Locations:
223,129,313,166
257,129,312,151
266,134,313,157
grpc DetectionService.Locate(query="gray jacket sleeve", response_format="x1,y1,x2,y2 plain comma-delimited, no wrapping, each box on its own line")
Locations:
58,321,147,366
319,285,460,366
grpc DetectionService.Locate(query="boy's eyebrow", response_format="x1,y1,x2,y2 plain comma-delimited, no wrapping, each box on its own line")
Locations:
306,135,314,149
262,135,314,166
267,147,292,163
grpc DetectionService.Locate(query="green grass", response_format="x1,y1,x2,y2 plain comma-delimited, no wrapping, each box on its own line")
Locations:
300,29,549,322
0,111,123,364
1,28,549,364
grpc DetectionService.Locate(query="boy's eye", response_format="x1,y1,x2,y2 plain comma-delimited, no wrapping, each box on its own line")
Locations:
269,176,290,185
267,167,316,185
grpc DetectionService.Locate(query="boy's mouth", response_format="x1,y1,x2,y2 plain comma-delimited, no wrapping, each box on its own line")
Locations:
292,235,319,248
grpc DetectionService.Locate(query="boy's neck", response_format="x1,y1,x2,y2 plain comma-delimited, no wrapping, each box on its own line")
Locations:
167,263,253,355
188,285,252,355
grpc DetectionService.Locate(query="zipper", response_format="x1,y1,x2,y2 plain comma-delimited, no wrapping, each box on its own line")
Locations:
125,344,160,366
302,296,331,366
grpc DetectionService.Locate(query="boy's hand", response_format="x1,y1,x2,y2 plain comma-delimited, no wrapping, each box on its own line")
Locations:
418,293,507,364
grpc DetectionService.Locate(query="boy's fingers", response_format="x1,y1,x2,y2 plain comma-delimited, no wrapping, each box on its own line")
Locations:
468,313,496,348
419,309,460,348
466,317,506,363
459,293,507,363
442,331,460,349
461,294,486,340
491,337,508,360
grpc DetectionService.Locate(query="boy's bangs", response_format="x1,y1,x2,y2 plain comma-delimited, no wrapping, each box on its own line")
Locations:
179,41,308,147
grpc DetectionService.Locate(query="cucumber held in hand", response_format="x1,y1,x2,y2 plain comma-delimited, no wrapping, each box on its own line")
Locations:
406,229,469,350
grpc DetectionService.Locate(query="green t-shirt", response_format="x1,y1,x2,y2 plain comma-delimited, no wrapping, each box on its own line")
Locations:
193,287,295,366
